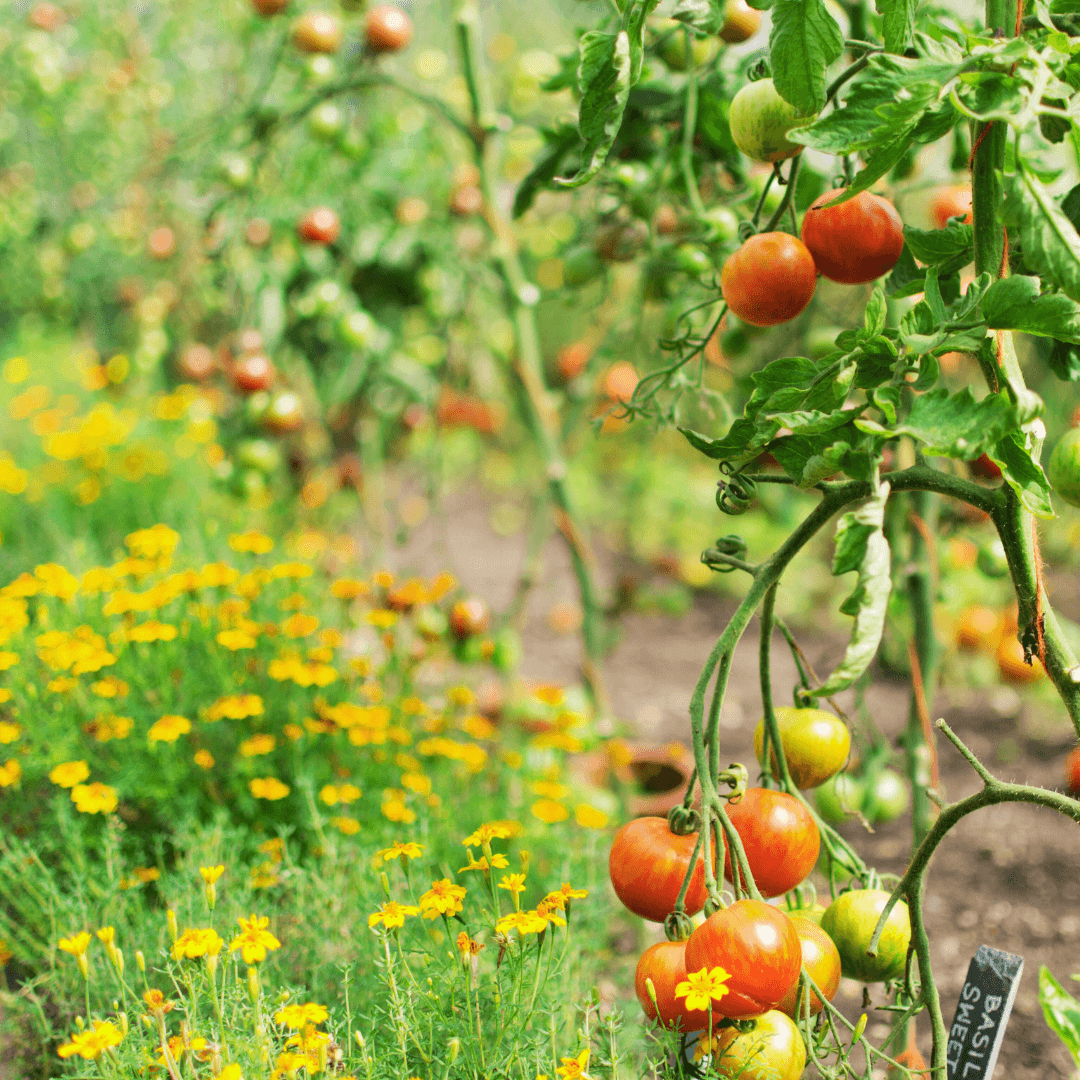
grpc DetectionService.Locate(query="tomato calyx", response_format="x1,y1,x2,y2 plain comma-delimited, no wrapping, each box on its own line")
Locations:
667,803,701,836
664,909,694,942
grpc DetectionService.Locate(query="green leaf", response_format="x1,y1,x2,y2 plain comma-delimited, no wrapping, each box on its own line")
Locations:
1008,162,1080,301
864,287,887,335
672,0,724,33
769,0,844,114
812,484,893,697
903,221,974,271
877,0,917,53
555,31,633,189
990,430,1056,518
982,276,1080,343
513,125,580,218
1039,966,1080,1070
1048,339,1080,381
855,387,1019,458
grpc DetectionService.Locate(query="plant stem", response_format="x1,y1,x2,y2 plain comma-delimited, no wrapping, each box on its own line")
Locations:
681,49,707,220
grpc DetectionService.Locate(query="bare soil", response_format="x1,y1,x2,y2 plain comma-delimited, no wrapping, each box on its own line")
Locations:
384,483,1080,1078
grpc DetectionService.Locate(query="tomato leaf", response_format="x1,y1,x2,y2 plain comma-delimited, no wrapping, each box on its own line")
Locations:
1008,161,1080,302
768,0,844,114
988,430,1056,518
811,483,893,697
982,275,1080,344
864,287,887,335
513,124,581,218
877,0,916,54
555,31,633,189
672,0,724,34
1039,966,1080,1070
903,221,974,271
1048,339,1080,381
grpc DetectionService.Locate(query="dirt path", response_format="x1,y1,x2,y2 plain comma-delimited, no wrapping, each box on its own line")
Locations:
379,484,1080,1077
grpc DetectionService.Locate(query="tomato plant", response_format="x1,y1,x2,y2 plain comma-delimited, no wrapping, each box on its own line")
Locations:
292,12,343,53
821,889,911,983
366,6,413,53
800,188,905,285
608,816,710,923
728,78,816,163
720,233,817,327
683,900,801,1018
634,941,711,1031
777,915,842,1017
753,706,850,789
709,1010,807,1080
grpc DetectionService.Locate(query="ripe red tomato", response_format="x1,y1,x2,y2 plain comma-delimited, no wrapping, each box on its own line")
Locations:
297,207,341,246
450,599,489,637
930,184,973,228
720,233,817,327
147,227,176,260
608,816,711,923
719,0,762,42
955,605,999,651
29,3,65,30
293,12,343,53
177,344,215,383
723,788,820,898
886,1047,929,1079
635,941,711,1031
777,915,841,1017
1065,747,1080,796
996,634,1045,684
366,6,413,52
602,362,638,404
232,353,275,395
683,900,801,1018
557,343,591,381
800,188,904,285
968,452,1002,480
252,0,289,14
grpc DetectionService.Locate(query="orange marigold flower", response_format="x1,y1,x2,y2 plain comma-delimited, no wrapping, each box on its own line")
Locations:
250,777,290,800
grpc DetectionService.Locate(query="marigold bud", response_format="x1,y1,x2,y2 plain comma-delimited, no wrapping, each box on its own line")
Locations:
136,950,146,973
166,910,178,943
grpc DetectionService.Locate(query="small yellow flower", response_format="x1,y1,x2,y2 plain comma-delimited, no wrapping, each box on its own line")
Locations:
229,915,281,963
574,804,609,829
366,609,398,629
143,989,173,1015
495,910,547,936
274,1002,329,1028
49,760,89,788
172,927,224,960
0,721,20,743
330,816,361,835
57,1020,124,1060
531,799,569,825
229,531,274,554
498,873,527,895
418,879,466,919
459,850,509,873
250,777,290,800
71,782,118,814
200,865,224,884
0,760,20,787
193,749,215,769
0,651,18,671
368,901,420,930
462,821,513,847
330,578,367,601
375,841,424,865
58,931,92,957
147,714,191,744
216,628,257,650
555,1048,591,1080
239,733,276,757
675,966,731,1013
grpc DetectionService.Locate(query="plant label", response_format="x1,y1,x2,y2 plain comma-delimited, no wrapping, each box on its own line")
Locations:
946,945,1024,1080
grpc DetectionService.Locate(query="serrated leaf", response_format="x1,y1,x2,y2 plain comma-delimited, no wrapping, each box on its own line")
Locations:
811,484,892,697
672,0,724,33
877,0,917,53
864,287,887,335
1040,966,1080,1069
769,0,844,114
991,430,1056,518
903,221,975,269
555,31,633,190
1009,162,1080,301
982,275,1080,343
886,244,924,297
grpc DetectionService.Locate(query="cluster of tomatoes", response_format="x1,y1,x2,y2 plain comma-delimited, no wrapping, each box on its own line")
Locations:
954,603,1045,686
608,707,912,1078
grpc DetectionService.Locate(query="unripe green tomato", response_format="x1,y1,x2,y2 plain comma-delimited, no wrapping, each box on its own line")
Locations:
308,100,344,141
865,768,909,824
562,245,604,286
263,391,304,435
221,154,253,189
729,78,817,163
814,772,865,825
753,706,851,789
244,391,272,425
236,438,283,473
976,538,1009,579
654,19,720,71
304,54,336,84
1048,427,1080,508
491,627,522,673
674,245,713,278
821,889,911,983
807,326,843,360
702,205,740,244
788,902,827,926
611,161,651,191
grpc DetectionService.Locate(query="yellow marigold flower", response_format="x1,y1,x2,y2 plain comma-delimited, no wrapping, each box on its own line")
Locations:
199,563,239,588
532,781,570,800
46,676,76,694
125,524,180,561
0,723,18,744
462,714,497,740
0,652,18,671
400,771,431,796
462,821,513,847
91,675,128,698
251,863,280,889
57,1019,124,1060
148,714,191,744
229,531,274,554
320,782,361,806
386,578,427,609
283,723,304,741
71,782,118,814
532,684,565,707
427,572,456,601
0,689,10,704
330,816,361,835
173,927,225,960
368,901,419,930
0,760,20,787
206,693,263,721
259,837,284,860
250,777,290,801
143,989,174,1015
58,931,92,957
218,1066,242,1080
320,628,342,649
459,850,509,873
330,578,367,601
49,760,89,788
34,564,79,600
200,865,224,885
239,733,275,757
216,628,256,650
282,613,319,638
675,966,731,1012
535,900,567,928
366,609,398,629
448,685,474,708
531,799,569,825
574,804,609,829
135,867,160,883
270,562,313,580
495,910,547,936
498,873,527,895
375,841,424,865
381,796,415,824
532,731,583,753
372,570,395,589
126,619,178,643
85,714,133,742
419,879,466,919
229,915,281,963
193,749,215,769
555,1048,591,1080
274,1002,329,1028
96,926,115,946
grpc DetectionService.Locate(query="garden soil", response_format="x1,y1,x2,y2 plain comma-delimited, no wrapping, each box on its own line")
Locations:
383,482,1080,1079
